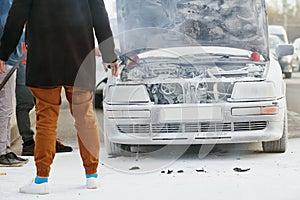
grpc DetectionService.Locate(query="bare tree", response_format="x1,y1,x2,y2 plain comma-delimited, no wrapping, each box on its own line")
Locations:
267,0,300,41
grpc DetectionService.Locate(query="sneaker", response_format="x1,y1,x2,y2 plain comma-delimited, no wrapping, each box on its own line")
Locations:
21,143,34,156
86,177,99,189
6,152,29,163
22,139,73,156
56,139,73,153
0,153,28,167
19,180,49,195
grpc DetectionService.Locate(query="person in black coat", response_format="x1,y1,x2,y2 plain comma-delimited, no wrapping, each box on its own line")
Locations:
0,0,119,194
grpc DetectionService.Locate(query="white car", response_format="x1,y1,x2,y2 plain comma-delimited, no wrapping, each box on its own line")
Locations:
268,25,289,44
268,25,293,78
269,34,294,78
103,0,294,155
292,38,300,71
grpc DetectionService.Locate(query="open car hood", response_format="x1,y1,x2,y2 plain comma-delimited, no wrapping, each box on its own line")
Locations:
116,0,269,60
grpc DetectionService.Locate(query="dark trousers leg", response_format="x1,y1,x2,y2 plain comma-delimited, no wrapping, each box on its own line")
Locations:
16,84,35,143
16,64,35,144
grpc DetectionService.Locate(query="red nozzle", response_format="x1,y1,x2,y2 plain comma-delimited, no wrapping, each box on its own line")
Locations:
251,52,260,62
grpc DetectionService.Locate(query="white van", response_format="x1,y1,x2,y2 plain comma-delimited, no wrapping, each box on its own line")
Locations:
269,25,293,78
268,25,289,44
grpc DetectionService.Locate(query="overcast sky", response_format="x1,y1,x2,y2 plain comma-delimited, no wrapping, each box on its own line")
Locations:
104,0,116,17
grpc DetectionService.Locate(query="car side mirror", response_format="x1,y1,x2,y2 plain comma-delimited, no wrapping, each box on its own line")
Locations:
276,44,294,57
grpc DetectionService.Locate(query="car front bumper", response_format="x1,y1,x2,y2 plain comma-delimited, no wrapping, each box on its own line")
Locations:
103,99,285,145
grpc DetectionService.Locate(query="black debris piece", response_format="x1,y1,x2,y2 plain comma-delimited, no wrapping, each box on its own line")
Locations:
196,168,207,173
177,170,184,173
161,170,165,174
233,167,250,172
167,170,173,174
129,166,140,170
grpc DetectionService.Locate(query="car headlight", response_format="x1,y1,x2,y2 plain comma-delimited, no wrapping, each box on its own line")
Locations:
230,82,276,101
105,85,150,104
232,106,279,116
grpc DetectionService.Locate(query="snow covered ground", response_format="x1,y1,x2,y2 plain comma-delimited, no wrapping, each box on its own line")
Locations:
3,95,300,200
1,138,300,200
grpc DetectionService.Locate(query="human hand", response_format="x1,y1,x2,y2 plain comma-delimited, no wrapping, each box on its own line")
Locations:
0,60,6,74
104,60,119,77
95,47,101,57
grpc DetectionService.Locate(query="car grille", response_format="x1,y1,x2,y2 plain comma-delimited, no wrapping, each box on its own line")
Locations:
117,121,267,134
233,121,268,131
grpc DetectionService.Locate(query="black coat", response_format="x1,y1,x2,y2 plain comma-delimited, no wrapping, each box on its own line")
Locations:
0,0,117,89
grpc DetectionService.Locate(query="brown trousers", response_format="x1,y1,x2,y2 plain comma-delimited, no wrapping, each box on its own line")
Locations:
30,86,100,177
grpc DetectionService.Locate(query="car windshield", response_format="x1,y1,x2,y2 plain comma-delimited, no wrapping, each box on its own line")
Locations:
116,0,269,60
269,34,284,50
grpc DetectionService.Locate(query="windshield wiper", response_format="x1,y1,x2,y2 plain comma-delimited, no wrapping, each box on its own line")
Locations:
206,53,250,59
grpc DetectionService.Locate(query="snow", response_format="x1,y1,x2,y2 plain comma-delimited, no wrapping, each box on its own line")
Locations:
1,139,300,200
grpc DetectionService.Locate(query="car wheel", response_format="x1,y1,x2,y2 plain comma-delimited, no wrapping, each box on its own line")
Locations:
94,78,107,109
94,93,103,109
285,72,292,79
262,113,287,153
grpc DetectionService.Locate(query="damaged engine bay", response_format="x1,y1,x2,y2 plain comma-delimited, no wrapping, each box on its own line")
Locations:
120,56,266,104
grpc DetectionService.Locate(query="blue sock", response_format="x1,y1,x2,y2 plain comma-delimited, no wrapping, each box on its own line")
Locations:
35,176,48,184
86,173,98,179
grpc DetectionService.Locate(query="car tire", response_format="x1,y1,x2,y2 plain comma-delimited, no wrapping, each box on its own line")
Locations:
285,72,292,79
94,79,107,109
262,113,287,153
94,93,103,109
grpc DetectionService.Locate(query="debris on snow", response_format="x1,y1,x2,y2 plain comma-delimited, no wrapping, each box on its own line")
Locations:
129,166,141,170
196,168,207,173
0,172,7,176
233,167,250,172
